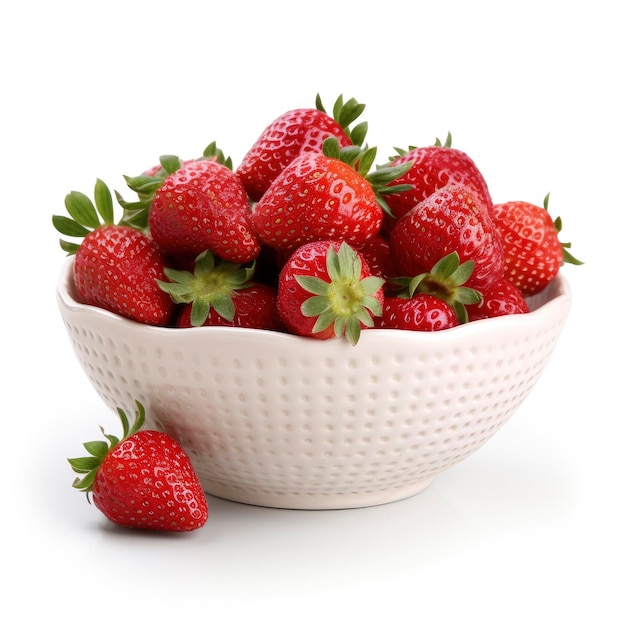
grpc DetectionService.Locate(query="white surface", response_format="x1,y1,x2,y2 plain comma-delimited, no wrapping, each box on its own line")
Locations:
2,1,623,624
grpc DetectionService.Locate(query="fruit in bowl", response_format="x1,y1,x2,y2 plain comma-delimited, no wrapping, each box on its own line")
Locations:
54,94,580,510
57,259,572,509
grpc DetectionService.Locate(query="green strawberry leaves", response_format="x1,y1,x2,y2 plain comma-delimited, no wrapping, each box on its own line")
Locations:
389,252,483,324
321,137,414,217
68,401,146,493
315,93,368,146
52,179,116,254
544,193,584,266
157,249,256,327
296,242,385,346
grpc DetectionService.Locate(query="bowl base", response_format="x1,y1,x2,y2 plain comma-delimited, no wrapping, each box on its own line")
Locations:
200,476,435,510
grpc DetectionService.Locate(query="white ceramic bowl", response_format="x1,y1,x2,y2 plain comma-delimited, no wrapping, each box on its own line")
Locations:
57,258,572,509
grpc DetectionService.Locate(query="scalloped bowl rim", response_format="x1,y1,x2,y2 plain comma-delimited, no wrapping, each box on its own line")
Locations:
56,257,572,347
56,258,573,509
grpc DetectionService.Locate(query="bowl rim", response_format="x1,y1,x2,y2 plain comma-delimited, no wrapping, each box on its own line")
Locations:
56,257,572,345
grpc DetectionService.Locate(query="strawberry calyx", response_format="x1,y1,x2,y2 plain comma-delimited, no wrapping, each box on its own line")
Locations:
52,179,125,254
117,142,234,230
388,252,482,324
543,193,584,266
157,249,256,326
315,93,368,146
322,137,414,217
296,242,385,346
433,131,454,148
387,131,454,161
68,401,146,493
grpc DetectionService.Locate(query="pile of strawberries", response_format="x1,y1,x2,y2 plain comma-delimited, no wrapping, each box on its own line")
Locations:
54,94,581,346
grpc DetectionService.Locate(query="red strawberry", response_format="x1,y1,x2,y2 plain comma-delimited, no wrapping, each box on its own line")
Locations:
118,144,231,227
276,240,385,345
68,401,208,532
251,139,411,252
380,133,493,232
158,249,280,330
149,157,260,263
467,277,529,321
385,251,482,326
237,94,368,201
492,194,582,296
175,283,281,330
251,245,293,288
389,184,504,292
52,179,175,326
379,294,460,331
354,234,398,285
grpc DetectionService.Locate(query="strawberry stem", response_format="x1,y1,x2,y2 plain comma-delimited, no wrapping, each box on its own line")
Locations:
544,193,584,266
296,242,384,345
52,179,119,254
388,252,482,324
315,93,368,146
68,401,146,493
157,250,256,326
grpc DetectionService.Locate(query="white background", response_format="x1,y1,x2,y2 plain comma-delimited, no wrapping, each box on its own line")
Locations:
1,1,623,624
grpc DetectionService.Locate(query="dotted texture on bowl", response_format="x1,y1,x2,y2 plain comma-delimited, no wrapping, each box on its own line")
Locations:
57,261,571,509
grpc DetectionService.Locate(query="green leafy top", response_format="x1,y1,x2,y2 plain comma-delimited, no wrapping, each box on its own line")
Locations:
296,242,385,346
543,193,584,266
315,93,368,146
67,401,146,493
52,179,124,255
157,249,256,327
388,252,482,324
321,137,414,217
389,130,454,160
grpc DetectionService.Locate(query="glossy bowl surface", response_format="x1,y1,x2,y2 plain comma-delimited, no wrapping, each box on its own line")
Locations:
57,258,572,509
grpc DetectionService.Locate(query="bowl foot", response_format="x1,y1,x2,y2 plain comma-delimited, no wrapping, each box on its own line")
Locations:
200,476,435,510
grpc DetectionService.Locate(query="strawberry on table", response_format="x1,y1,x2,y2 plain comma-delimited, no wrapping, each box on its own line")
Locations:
237,93,368,201
389,184,504,293
251,137,412,252
492,193,583,296
277,240,385,345
68,401,208,532
52,179,175,326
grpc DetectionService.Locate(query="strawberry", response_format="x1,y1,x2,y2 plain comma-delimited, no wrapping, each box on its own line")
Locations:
175,283,281,330
492,194,583,296
354,234,399,286
123,147,260,264
389,184,504,292
68,401,208,532
251,138,412,252
385,251,482,325
467,277,529,321
236,94,368,201
276,240,385,345
379,294,460,331
157,248,280,330
380,133,493,233
52,179,175,326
